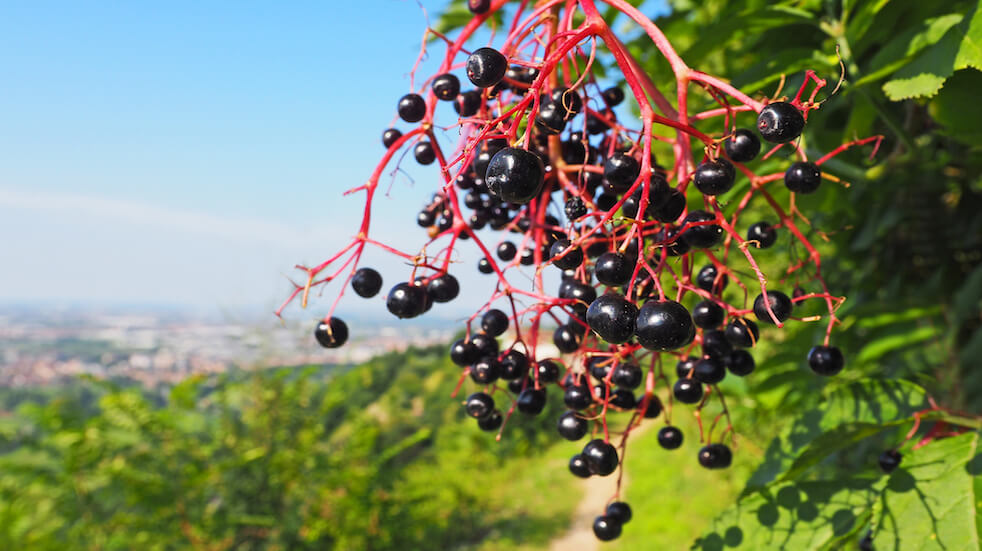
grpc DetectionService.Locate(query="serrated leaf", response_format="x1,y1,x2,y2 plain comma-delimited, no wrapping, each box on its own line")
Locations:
700,432,981,551
855,14,964,87
744,380,927,492
883,2,982,99
929,68,982,144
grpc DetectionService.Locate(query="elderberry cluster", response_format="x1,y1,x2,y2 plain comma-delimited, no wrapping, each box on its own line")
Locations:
300,0,867,542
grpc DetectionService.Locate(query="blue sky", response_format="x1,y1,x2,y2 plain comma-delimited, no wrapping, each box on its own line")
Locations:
0,1,665,322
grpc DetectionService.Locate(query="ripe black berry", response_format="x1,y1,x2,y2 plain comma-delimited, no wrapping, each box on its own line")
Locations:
517,387,547,415
314,317,348,348
641,395,662,418
469,332,499,357
658,426,684,449
466,47,508,88
747,221,778,248
496,241,517,261
454,90,482,116
414,141,436,165
702,329,733,360
499,350,528,380
610,389,637,409
478,409,503,431
807,345,845,376
693,357,726,384
569,454,592,478
481,309,509,336
673,378,704,404
724,128,761,162
477,257,494,274
485,147,546,204
464,392,494,419
467,0,491,14
753,290,793,324
592,515,622,541
534,100,568,135
550,239,584,270
558,281,597,315
564,382,594,410
635,300,695,351
582,439,619,476
418,209,435,228
725,317,759,348
382,128,402,149
565,197,587,221
606,502,632,524
696,264,728,295
757,101,805,143
595,252,633,286
603,153,641,192
698,443,733,469
427,274,460,303
450,339,480,367
692,300,725,329
386,282,428,319
470,356,501,384
785,161,822,194
397,93,426,123
878,449,902,473
726,349,755,376
693,158,736,195
681,210,723,249
351,267,383,298
553,324,583,353
652,188,686,223
431,73,460,101
612,363,642,390
557,410,589,441
536,359,561,383
550,87,583,117
676,356,698,378
602,86,625,107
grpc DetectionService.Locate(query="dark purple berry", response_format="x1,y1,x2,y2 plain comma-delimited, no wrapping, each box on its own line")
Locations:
673,378,704,404
747,221,778,248
785,161,822,193
557,410,589,441
692,300,725,329
386,282,428,319
314,317,348,348
698,443,733,469
726,349,755,376
658,426,684,449
757,101,805,143
753,291,793,324
481,309,509,336
431,73,461,101
485,147,546,204
603,153,640,192
569,454,592,478
681,210,723,249
582,439,619,476
878,449,902,473
550,239,584,270
635,300,695,351
592,515,622,541
602,86,625,107
414,141,436,165
595,252,633,286
807,345,844,376
725,317,759,348
478,409,503,431
724,128,761,162
382,128,402,149
397,93,426,123
693,357,726,384
450,339,479,367
466,47,508,88
427,274,460,303
696,264,728,295
517,387,547,415
693,158,736,195
454,90,482,117
465,392,494,419
351,267,383,298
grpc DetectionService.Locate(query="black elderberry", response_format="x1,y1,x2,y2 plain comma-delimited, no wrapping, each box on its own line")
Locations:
557,410,589,441
676,356,698,378
454,90,482,116
414,141,436,165
692,300,725,329
878,449,902,473
481,309,509,336
569,454,592,478
314,317,348,348
641,395,662,418
485,147,546,204
469,332,498,357
351,267,383,298
610,389,636,409
673,378,704,404
554,324,583,353
807,345,845,376
517,387,547,415
603,153,641,192
602,86,625,107
658,426,684,449
582,439,619,476
477,258,494,274
467,0,491,14
550,239,584,270
417,209,436,228
397,93,426,123
696,264,728,295
499,350,528,380
593,515,622,541
698,443,733,469
565,196,587,221
693,357,726,384
726,349,755,376
382,128,402,149
450,339,480,367
427,274,460,303
477,409,503,431
612,363,642,390
747,221,778,248
564,382,594,410
681,210,723,249
753,290,793,324
757,101,805,143
431,73,460,101
724,128,761,162
606,502,632,524
636,300,695,351
550,87,583,117
693,158,735,196
466,47,508,88
701,329,733,360
536,359,561,383
725,317,760,348
470,356,501,384
785,161,822,194
464,392,494,419
386,282,428,319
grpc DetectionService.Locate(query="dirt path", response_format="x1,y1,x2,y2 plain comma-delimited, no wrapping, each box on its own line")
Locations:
549,424,647,551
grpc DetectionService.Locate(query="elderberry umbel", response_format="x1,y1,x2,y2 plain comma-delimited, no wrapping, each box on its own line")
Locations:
289,0,880,543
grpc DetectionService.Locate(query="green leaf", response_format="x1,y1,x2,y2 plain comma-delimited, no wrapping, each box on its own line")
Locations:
744,379,928,492
854,14,964,87
929,68,982,144
882,2,982,100
698,432,981,550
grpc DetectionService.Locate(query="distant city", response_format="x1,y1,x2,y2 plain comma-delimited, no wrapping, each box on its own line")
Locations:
0,303,460,388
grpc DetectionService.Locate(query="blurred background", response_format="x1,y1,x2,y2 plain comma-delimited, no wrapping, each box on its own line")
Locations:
0,0,979,549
